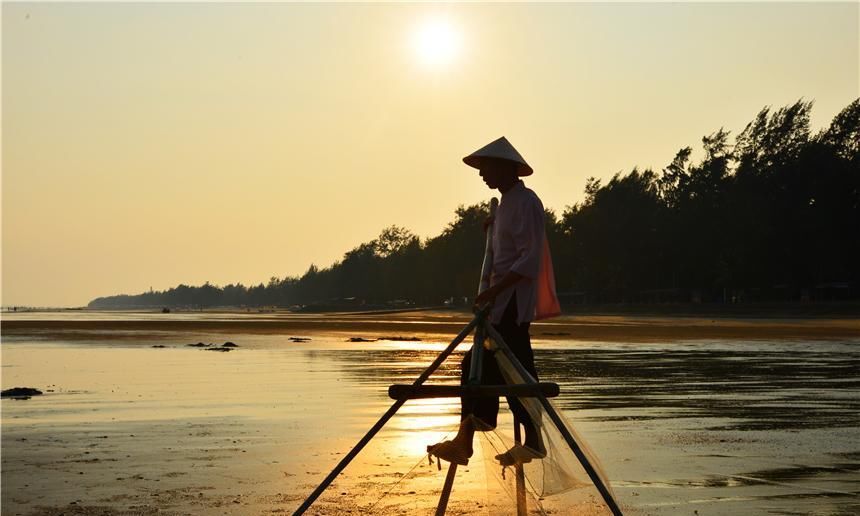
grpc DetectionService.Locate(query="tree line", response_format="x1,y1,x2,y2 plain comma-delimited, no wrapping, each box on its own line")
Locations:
89,98,859,309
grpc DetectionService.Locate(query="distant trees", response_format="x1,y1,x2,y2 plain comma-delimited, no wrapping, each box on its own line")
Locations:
554,98,859,303
88,98,860,309
559,169,666,301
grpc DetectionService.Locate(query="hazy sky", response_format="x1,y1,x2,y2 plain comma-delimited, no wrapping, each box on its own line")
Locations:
2,2,858,307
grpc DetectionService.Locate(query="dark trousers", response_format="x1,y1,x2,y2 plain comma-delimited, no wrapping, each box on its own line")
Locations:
461,295,539,430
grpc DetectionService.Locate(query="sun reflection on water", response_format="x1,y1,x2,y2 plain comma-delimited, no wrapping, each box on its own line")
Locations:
390,398,460,456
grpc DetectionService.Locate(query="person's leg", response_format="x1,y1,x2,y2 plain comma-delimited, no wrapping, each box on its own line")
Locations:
428,302,514,464
506,335,544,452
494,298,544,453
432,329,505,459
460,349,500,429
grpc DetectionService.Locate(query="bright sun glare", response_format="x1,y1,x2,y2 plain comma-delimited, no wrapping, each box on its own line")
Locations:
413,18,461,67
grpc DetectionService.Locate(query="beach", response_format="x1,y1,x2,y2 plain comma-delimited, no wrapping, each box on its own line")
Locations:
4,308,860,343
2,310,859,515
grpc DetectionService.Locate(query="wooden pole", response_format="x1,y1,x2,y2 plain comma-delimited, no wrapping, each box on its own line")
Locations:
467,323,486,384
388,382,560,400
468,197,498,386
434,462,459,516
514,419,528,516
437,198,499,515
292,317,479,516
484,324,624,516
477,197,499,294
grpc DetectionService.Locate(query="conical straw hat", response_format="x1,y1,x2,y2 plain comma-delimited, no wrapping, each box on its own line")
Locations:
463,136,533,176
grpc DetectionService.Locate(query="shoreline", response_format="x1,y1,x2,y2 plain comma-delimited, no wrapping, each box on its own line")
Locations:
3,310,859,342
6,300,860,318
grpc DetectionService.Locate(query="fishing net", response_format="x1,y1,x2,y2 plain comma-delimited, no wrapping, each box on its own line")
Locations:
478,335,618,515
300,325,618,514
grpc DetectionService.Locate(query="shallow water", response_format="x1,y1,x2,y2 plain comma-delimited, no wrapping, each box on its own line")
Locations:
2,330,859,515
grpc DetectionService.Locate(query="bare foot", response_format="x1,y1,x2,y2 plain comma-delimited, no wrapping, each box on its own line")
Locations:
524,435,546,456
427,439,472,465
494,444,547,466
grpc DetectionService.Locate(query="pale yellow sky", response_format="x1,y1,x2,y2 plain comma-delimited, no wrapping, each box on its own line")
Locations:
2,2,858,307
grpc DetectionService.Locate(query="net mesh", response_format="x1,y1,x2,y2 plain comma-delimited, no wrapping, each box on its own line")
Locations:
490,340,615,502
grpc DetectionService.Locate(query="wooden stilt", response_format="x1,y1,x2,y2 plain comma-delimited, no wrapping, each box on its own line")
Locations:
434,462,459,516
514,420,528,516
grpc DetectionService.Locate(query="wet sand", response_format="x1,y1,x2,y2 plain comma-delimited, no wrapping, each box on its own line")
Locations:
2,311,859,515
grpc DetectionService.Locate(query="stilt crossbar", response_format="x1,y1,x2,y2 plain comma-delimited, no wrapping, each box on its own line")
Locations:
388,383,560,400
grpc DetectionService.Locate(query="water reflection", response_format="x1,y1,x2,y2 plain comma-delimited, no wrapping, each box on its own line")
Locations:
315,340,860,431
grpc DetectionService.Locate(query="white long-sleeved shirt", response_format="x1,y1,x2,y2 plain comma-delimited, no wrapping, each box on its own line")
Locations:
489,180,556,325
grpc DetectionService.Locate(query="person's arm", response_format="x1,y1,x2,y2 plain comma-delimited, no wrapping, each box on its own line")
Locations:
474,197,544,309
474,271,524,308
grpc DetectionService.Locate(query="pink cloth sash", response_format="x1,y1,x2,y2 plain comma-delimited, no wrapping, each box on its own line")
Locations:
535,237,561,320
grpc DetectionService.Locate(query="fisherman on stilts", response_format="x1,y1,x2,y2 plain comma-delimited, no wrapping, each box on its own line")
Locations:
427,136,561,467
294,137,623,516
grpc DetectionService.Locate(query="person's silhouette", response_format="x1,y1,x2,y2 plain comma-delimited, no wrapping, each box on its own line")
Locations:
427,137,561,466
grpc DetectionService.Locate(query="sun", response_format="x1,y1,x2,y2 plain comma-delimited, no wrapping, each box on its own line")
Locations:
413,18,462,67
